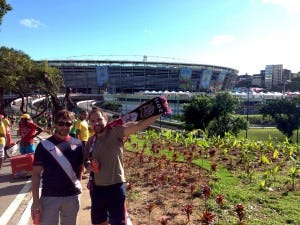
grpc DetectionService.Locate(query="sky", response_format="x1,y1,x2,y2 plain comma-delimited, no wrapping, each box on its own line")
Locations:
1,0,300,75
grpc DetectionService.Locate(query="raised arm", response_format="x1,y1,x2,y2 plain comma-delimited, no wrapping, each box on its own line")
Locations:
123,114,161,137
35,126,43,137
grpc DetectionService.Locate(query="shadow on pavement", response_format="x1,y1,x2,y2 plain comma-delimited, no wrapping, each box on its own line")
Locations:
0,173,31,195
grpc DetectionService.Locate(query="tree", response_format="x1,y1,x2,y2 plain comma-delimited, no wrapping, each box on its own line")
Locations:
182,94,214,130
101,101,122,112
32,61,65,115
0,46,33,114
182,92,247,137
260,98,300,140
0,46,64,116
207,114,248,137
0,0,12,26
211,92,240,117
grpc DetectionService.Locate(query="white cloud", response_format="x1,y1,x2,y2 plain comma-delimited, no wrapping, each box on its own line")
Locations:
226,34,298,74
262,0,300,13
20,18,43,28
179,30,300,75
211,34,235,46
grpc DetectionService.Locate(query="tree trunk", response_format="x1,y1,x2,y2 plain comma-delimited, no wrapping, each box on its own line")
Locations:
65,87,76,111
50,94,63,115
0,87,5,114
18,91,26,113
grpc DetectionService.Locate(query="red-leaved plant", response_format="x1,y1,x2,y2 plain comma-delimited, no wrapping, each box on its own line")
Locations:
200,210,215,225
182,203,193,224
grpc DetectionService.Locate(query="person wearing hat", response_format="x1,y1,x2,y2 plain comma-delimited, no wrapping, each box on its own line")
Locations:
19,113,43,154
0,114,6,169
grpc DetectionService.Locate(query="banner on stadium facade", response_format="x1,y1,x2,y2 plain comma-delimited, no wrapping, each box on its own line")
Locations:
96,66,108,86
215,71,227,90
179,67,192,90
200,69,212,89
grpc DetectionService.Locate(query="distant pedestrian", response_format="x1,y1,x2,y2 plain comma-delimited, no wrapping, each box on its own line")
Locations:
19,114,43,154
31,109,84,225
76,110,89,149
0,115,6,169
69,114,78,138
3,114,12,146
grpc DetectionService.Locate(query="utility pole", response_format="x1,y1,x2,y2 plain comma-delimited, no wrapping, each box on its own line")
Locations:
297,105,300,149
246,82,250,138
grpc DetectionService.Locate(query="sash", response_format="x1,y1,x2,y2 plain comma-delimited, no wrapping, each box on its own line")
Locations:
88,135,97,154
41,140,82,191
107,96,172,128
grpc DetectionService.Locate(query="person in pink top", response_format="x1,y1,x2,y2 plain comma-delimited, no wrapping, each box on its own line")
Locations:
19,113,43,154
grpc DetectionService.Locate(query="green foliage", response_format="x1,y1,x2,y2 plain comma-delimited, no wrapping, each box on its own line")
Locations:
0,47,64,114
207,114,248,137
241,114,275,125
33,61,63,95
260,98,300,139
211,92,240,117
0,46,33,90
182,92,247,137
99,101,122,112
182,94,214,130
0,0,12,26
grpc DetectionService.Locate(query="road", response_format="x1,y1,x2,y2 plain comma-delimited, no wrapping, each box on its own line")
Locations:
0,158,32,225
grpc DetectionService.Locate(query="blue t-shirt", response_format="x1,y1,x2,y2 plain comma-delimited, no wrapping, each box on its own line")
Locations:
33,135,84,197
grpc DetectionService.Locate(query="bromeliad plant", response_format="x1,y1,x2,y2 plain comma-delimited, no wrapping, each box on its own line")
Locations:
289,156,300,191
124,128,299,224
181,203,193,225
235,204,245,225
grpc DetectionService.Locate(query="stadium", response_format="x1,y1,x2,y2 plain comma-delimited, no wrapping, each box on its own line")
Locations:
45,59,239,94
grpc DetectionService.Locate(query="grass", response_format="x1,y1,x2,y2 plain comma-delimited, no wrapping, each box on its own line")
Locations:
125,131,300,225
239,127,299,143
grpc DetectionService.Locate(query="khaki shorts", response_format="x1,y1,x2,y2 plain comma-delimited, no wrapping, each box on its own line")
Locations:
39,195,81,225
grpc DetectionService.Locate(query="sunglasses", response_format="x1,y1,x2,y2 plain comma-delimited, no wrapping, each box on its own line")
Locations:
57,121,73,127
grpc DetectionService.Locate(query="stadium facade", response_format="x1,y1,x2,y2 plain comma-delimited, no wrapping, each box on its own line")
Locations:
45,60,238,94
